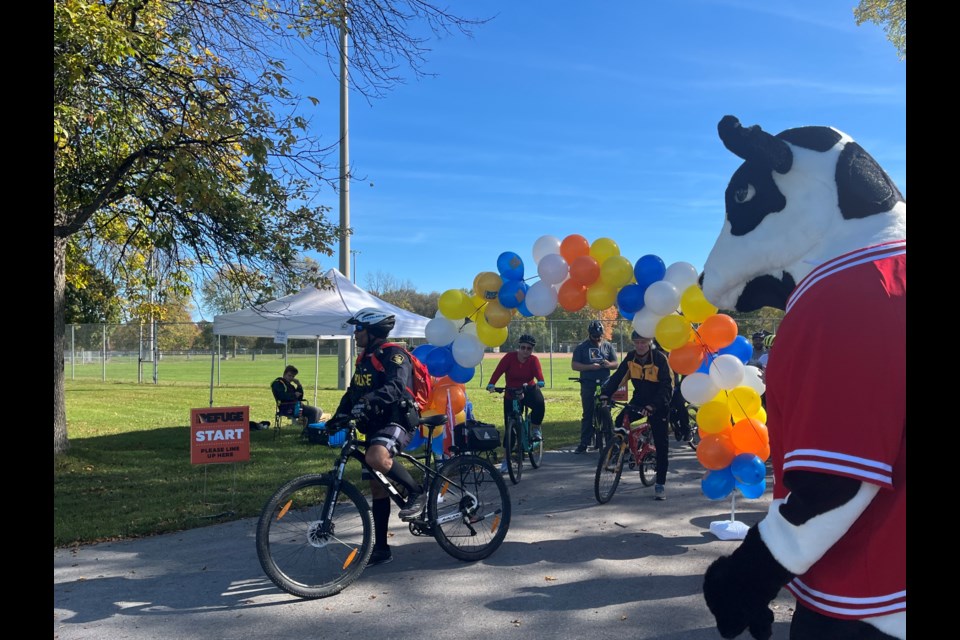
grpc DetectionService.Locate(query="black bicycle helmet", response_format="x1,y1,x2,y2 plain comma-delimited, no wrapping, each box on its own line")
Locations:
751,330,767,342
347,307,396,338
518,334,536,347
588,320,604,338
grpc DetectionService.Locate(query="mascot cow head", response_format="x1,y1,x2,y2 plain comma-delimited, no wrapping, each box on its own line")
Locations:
700,115,906,312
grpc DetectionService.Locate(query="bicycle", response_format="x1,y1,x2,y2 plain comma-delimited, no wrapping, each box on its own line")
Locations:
569,377,614,452
490,384,544,485
670,396,700,450
594,399,658,504
256,413,511,599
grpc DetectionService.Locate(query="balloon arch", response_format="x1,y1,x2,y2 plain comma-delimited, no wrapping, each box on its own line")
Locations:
410,233,769,503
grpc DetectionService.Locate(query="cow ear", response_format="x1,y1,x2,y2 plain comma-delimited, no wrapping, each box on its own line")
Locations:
836,142,905,220
718,116,792,174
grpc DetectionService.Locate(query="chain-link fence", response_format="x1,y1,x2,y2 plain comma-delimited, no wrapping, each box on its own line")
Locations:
63,314,780,385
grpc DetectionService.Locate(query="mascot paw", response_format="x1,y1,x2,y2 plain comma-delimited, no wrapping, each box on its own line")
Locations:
704,555,773,640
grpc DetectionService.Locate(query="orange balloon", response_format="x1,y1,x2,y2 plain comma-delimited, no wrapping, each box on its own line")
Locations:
697,314,739,350
557,279,587,312
696,431,736,470
560,234,590,264
668,342,705,375
730,418,769,457
569,255,601,286
430,384,466,414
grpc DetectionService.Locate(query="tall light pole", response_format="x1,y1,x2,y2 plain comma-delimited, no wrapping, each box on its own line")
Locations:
336,3,353,391
350,249,360,283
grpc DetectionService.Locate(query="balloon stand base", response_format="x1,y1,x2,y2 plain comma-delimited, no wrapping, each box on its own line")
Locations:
709,519,749,541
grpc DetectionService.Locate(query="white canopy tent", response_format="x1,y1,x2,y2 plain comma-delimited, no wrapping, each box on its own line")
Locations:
209,268,430,408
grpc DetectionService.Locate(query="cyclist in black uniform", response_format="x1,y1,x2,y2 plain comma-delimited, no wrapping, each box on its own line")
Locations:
332,307,425,566
600,331,674,500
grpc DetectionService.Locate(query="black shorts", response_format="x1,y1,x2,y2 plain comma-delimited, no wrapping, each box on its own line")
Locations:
361,423,412,480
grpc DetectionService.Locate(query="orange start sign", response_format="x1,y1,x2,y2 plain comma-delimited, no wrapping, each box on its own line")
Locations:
190,406,250,465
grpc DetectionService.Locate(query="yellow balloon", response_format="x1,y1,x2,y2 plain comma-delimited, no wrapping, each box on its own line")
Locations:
727,386,762,422
753,405,767,424
655,314,693,350
680,284,718,323
439,289,469,319
420,422,445,438
697,400,733,434
484,300,514,328
599,255,634,288
586,281,617,310
473,271,503,301
476,317,508,347
453,409,467,426
589,237,620,265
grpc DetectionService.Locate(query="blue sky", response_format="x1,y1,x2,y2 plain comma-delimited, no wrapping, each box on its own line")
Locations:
280,0,906,301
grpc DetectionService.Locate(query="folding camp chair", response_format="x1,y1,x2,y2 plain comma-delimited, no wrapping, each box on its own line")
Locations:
274,400,307,438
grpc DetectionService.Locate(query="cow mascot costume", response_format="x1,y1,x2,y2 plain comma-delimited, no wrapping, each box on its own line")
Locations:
700,116,905,640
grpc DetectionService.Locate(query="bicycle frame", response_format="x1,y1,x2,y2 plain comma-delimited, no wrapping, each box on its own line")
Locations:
569,377,613,448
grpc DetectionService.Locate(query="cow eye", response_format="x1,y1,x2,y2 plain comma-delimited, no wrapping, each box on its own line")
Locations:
734,184,755,204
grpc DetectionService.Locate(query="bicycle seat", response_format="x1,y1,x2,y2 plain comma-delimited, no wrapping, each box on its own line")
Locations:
420,414,447,428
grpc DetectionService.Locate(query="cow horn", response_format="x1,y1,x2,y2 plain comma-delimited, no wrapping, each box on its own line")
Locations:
718,115,793,174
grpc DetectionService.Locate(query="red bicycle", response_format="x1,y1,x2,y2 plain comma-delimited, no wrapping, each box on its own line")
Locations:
594,399,657,504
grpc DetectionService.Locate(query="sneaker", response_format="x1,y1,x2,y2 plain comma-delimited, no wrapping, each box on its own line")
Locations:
368,545,393,566
573,445,588,454
498,462,508,473
654,484,666,501
531,428,543,443
398,492,428,521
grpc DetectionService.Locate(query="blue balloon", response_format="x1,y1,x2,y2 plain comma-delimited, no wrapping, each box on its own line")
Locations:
405,430,426,451
634,254,666,289
697,351,718,375
412,343,436,362
498,279,527,309
701,466,736,500
497,251,524,281
424,346,454,377
517,296,534,317
737,477,767,499
448,362,476,384
617,283,646,314
618,307,635,321
719,335,752,364
730,453,766,485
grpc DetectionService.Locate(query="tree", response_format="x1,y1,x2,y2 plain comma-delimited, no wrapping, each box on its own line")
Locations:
54,1,485,454
854,0,906,59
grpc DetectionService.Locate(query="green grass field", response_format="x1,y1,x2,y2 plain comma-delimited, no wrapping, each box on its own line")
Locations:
55,351,591,547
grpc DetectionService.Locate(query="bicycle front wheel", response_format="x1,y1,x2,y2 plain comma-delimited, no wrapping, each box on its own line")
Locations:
594,435,627,504
639,450,657,487
505,418,523,484
429,454,511,561
256,474,373,599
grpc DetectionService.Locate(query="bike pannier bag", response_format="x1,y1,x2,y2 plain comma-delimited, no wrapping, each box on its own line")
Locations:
454,420,500,452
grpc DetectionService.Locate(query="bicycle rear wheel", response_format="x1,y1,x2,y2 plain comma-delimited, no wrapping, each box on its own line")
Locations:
528,430,543,469
256,474,373,599
594,435,627,504
505,418,523,484
639,450,657,487
429,454,511,561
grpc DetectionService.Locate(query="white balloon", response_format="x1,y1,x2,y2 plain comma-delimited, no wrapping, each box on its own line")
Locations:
532,235,562,264
452,333,485,368
525,280,559,316
459,320,478,337
681,372,721,406
425,316,457,346
741,365,766,396
631,307,662,339
664,261,700,290
537,253,569,285
707,354,745,391
644,280,681,316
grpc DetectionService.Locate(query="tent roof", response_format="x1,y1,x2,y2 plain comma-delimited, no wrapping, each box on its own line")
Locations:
212,268,430,339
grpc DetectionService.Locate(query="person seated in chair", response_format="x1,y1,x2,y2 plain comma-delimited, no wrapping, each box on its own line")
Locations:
271,365,321,425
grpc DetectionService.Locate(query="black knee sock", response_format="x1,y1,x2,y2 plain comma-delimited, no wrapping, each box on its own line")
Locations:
385,462,421,496
372,497,390,548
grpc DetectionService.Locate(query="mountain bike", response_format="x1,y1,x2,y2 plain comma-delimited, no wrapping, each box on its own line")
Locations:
670,394,700,450
490,384,543,485
594,399,658,504
569,377,614,452
256,414,511,599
